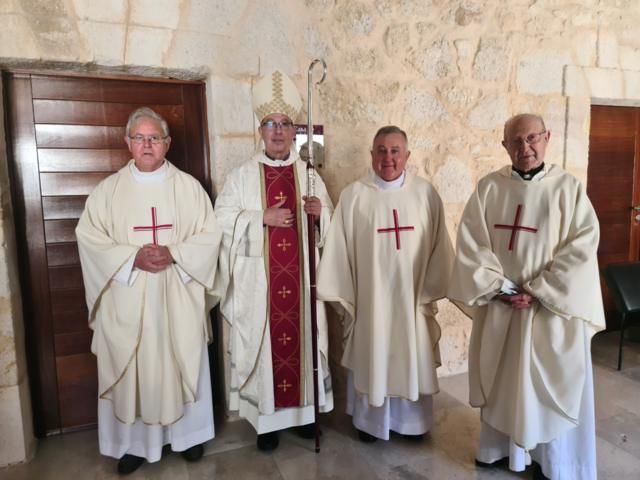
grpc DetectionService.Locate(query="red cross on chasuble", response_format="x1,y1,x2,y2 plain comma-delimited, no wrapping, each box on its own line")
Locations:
133,207,173,245
494,204,538,251
262,164,304,408
377,209,415,250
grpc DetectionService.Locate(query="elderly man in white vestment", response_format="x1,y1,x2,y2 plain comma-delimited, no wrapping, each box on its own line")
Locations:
214,69,334,451
317,126,454,443
448,113,605,480
76,107,222,475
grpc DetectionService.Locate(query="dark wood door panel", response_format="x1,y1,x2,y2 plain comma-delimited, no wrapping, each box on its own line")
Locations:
34,99,189,131
50,288,88,335
55,353,97,430
52,307,89,337
34,99,141,126
40,172,109,196
39,149,129,173
47,243,80,267
55,331,92,357
36,125,124,149
42,197,87,220
588,138,634,154
48,265,84,290
44,219,78,243
31,76,184,104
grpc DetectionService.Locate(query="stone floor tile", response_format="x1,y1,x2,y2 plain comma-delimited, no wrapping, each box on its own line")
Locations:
597,435,640,480
596,408,640,459
272,428,381,480
186,445,283,480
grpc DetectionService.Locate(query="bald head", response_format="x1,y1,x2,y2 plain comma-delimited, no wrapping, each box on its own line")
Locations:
503,114,546,141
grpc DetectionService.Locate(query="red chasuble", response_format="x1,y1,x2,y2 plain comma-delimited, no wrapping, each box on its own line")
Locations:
262,164,304,408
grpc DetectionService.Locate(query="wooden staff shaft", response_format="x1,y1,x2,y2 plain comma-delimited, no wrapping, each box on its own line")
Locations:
306,58,326,453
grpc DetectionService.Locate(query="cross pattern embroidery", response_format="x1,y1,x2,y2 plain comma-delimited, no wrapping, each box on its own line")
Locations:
274,191,287,202
277,238,292,251
278,333,292,345
377,209,415,250
278,285,292,299
133,207,173,245
278,380,293,392
494,204,538,251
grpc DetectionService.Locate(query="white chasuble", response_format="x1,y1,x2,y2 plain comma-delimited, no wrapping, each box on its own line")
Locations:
317,170,454,407
448,164,605,451
214,149,334,433
76,160,222,428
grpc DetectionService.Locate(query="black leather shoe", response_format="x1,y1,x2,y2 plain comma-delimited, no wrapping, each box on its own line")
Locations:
295,423,321,439
257,431,280,451
533,463,550,480
474,457,508,468
357,429,378,443
117,454,145,475
181,443,204,462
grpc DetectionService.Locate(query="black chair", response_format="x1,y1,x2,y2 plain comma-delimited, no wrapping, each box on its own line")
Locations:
603,262,640,370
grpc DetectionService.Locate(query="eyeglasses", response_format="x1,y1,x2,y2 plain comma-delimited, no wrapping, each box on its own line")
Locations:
129,135,168,145
261,120,294,130
506,131,547,149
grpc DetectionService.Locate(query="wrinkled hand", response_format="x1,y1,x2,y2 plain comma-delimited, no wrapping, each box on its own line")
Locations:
497,292,535,310
303,195,322,224
263,198,295,228
134,244,173,273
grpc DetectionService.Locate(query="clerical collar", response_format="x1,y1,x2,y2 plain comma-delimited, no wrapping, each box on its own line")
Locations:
374,170,406,191
130,160,168,184
257,147,298,167
265,152,290,162
512,163,545,181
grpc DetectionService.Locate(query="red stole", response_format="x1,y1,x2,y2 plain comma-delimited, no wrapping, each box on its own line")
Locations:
262,163,304,408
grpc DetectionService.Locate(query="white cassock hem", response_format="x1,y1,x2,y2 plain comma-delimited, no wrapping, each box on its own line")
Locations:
346,371,433,441
476,337,597,480
238,402,317,435
232,374,334,435
98,346,215,463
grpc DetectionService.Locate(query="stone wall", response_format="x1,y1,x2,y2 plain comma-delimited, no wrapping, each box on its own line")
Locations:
1,0,640,466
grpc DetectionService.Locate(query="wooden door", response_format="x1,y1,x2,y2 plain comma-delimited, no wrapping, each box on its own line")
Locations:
3,71,212,435
587,105,640,327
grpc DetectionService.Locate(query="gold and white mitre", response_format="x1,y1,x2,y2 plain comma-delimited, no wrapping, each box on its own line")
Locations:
252,69,302,122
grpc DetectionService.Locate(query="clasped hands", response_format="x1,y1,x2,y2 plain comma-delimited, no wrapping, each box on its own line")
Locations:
263,196,321,228
496,291,535,310
134,244,173,273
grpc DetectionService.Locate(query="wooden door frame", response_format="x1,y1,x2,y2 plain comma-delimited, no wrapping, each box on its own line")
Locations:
587,103,640,329
2,69,214,435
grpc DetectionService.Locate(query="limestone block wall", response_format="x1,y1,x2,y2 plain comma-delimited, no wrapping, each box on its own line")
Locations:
1,0,640,465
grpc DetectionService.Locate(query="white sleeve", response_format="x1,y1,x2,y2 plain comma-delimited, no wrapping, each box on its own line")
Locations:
113,254,140,286
173,263,193,284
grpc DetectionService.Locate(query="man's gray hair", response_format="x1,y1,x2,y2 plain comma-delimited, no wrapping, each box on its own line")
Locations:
372,125,409,147
125,107,170,137
503,113,546,140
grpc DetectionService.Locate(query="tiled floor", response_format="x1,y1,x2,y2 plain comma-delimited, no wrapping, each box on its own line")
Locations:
3,330,640,479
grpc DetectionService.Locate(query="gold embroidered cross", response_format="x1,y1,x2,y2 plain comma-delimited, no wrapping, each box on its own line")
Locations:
278,285,291,298
275,191,287,202
278,333,292,345
278,379,293,392
277,238,292,251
